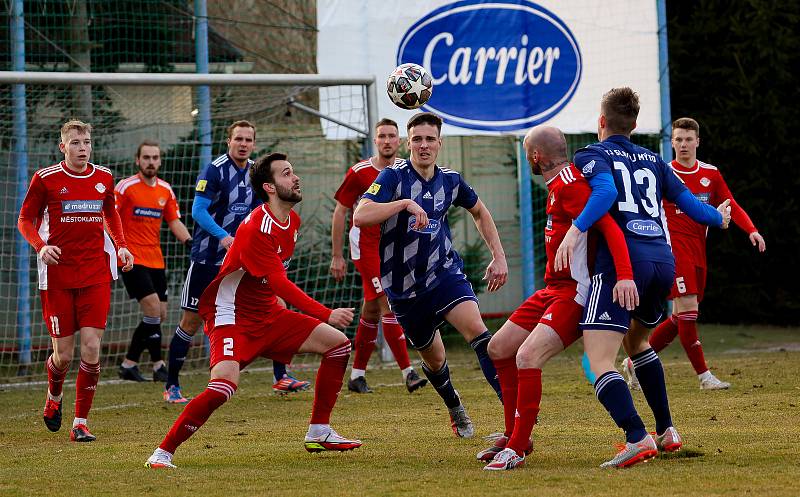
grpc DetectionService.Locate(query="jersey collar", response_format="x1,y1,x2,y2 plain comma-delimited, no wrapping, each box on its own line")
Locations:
261,204,292,230
670,159,700,174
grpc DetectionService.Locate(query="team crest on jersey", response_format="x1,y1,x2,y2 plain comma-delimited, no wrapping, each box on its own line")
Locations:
366,183,381,195
95,182,106,193
700,177,711,187
582,160,595,175
158,197,167,206
196,179,207,192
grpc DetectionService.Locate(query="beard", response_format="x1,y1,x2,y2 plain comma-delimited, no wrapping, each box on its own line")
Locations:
139,166,157,179
379,148,397,160
276,184,302,203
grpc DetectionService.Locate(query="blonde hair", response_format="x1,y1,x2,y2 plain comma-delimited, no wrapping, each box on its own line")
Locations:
60,119,92,143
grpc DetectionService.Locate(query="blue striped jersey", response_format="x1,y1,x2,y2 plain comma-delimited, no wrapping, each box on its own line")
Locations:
362,159,479,300
576,135,686,264
190,154,262,265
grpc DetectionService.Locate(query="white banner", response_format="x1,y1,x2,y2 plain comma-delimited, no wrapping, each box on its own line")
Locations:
318,0,661,136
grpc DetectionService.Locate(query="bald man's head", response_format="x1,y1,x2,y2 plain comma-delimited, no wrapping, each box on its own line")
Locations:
523,126,569,175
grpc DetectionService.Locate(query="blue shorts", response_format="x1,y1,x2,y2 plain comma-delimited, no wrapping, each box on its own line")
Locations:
389,272,478,350
580,259,674,333
180,261,220,312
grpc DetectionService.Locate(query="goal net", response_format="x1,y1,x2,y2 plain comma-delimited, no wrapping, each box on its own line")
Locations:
0,73,376,382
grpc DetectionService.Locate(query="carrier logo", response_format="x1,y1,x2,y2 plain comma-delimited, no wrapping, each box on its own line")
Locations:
397,0,582,131
133,206,163,219
626,219,663,237
408,217,441,234
62,200,102,213
228,203,249,214
694,192,710,204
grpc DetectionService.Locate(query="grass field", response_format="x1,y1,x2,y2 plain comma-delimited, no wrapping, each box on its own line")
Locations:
2,324,799,497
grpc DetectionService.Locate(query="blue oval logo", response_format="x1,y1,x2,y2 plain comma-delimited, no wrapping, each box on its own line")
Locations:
626,219,664,237
228,203,250,214
408,217,441,234
397,0,581,132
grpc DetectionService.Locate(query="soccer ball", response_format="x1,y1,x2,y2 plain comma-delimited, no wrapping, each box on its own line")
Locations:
387,63,433,110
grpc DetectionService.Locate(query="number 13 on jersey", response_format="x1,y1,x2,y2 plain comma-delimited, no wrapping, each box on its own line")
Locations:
614,161,659,217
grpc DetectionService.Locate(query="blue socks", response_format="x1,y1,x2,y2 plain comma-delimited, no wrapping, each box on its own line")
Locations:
166,326,192,388
422,361,461,409
595,371,647,443
273,362,287,382
631,348,673,434
469,331,502,401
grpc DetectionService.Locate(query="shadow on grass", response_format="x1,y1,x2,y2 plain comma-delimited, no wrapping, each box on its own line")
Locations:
661,449,704,459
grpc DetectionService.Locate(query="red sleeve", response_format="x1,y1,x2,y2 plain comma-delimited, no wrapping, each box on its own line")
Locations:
241,232,333,323
593,214,634,280
17,174,47,253
713,171,756,234
333,169,359,208
103,176,127,249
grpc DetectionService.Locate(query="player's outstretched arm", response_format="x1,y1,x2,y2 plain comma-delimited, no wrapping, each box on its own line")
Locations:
353,198,428,228
594,214,638,310
467,199,507,292
330,201,348,281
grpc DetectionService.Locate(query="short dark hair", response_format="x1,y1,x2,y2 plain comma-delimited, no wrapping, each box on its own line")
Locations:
251,152,288,202
406,112,443,136
375,118,398,131
227,120,256,140
601,87,639,135
672,117,700,137
136,140,160,158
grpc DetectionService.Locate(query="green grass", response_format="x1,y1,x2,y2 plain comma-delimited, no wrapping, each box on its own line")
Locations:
2,325,799,497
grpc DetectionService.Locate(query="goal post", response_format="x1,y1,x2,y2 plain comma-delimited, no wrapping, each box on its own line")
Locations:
0,71,378,382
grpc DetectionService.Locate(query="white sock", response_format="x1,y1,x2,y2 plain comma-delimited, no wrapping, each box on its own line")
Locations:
698,370,713,381
307,423,331,438
350,369,366,380
72,417,87,428
152,361,165,371
402,367,413,380
47,390,63,402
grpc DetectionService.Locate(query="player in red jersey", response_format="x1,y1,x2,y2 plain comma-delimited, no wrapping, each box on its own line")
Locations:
330,118,426,394
146,152,361,469
115,141,191,383
17,120,134,442
479,126,638,470
623,117,766,391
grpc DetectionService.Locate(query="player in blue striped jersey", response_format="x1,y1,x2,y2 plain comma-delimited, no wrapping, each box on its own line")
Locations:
556,88,731,467
354,112,508,438
164,121,303,403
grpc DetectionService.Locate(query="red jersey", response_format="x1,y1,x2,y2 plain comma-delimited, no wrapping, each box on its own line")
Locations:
545,165,633,301
333,158,404,260
664,160,757,267
115,174,181,269
18,162,126,290
198,204,333,329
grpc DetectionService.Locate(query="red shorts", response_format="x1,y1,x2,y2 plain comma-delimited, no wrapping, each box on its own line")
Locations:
207,307,321,369
670,253,707,302
40,282,111,338
353,254,384,301
508,287,582,347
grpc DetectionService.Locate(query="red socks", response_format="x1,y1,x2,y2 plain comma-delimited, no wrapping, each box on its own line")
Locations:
677,311,708,374
493,357,518,437
352,319,378,371
46,355,69,397
649,314,678,353
382,314,411,370
310,341,351,424
159,379,237,454
74,361,100,419
508,368,542,456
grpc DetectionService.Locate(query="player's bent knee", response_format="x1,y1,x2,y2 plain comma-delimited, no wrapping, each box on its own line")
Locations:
210,360,240,384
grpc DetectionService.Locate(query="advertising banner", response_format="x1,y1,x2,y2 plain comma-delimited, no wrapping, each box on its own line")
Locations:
318,0,661,136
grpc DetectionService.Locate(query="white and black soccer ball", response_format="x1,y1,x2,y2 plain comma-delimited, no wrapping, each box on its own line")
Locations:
387,63,433,110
